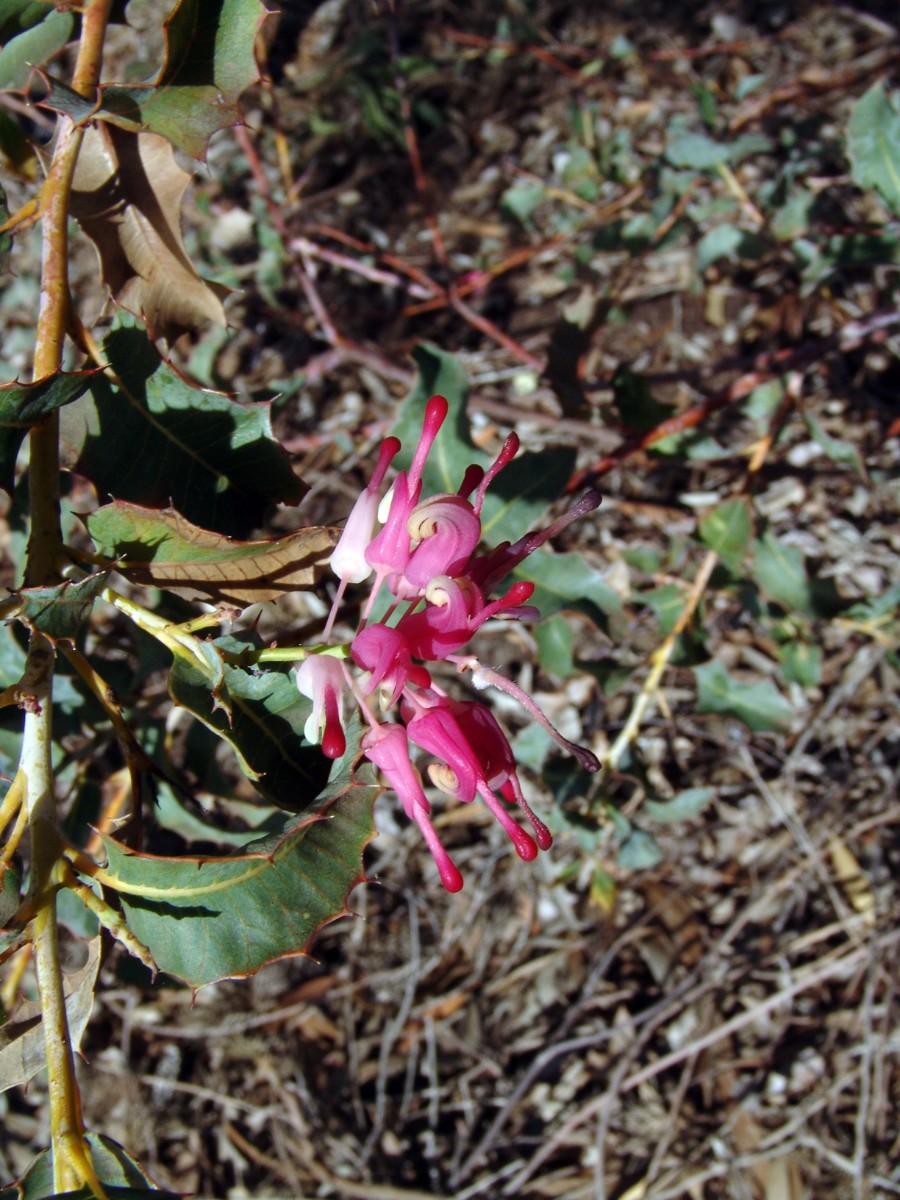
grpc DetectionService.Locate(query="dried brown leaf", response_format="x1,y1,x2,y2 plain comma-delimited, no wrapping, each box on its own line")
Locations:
87,502,338,607
70,124,228,341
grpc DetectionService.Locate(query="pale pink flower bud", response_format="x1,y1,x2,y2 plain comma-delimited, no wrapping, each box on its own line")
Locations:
294,655,346,760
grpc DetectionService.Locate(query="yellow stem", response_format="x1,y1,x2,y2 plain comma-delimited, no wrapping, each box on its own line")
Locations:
604,549,719,774
0,769,25,842
22,3,116,1193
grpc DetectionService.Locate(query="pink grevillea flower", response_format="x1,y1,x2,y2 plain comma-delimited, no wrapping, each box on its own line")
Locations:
294,654,347,761
362,723,464,892
297,394,602,889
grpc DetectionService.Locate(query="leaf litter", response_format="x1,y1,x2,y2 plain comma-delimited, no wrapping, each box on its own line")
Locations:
2,2,898,1198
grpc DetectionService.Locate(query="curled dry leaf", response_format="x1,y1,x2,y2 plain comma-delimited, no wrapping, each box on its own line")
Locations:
0,938,101,1093
87,501,339,608
70,124,229,341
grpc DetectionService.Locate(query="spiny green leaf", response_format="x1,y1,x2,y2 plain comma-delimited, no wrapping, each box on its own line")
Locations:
694,658,794,733
16,572,109,642
698,497,752,574
40,0,268,160
1,1132,177,1199
62,316,305,537
100,755,379,987
0,371,96,495
168,634,329,809
847,81,900,217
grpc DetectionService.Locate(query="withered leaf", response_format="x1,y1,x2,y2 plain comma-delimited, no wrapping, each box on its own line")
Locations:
87,502,339,608
70,124,229,341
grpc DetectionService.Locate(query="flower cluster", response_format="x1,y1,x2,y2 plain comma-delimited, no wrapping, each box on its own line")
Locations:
297,395,601,891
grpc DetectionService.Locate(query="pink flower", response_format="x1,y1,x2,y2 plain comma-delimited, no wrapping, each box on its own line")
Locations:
299,394,602,890
351,623,431,706
362,723,463,892
330,436,400,585
294,655,347,760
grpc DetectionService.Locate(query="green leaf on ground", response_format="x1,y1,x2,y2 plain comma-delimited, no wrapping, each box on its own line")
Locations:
40,0,267,159
168,634,330,809
62,316,306,537
0,372,96,495
779,640,822,688
479,446,576,545
86,502,337,607
694,658,795,732
665,130,769,171
698,497,753,574
101,754,379,987
696,224,767,269
612,367,675,432
646,787,715,823
641,583,685,637
535,615,576,677
617,826,664,870
803,412,866,477
847,81,900,217
16,572,109,641
752,532,840,618
513,548,624,633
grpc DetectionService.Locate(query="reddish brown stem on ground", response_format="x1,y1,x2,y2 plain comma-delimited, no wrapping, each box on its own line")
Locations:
566,310,900,492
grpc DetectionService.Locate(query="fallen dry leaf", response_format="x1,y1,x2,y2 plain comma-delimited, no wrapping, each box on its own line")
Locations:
70,124,228,341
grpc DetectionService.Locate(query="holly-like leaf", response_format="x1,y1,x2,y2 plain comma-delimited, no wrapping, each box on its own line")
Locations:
99,754,379,987
168,635,331,810
16,571,109,641
1,1132,178,1200
69,124,228,342
0,371,96,495
694,659,794,733
61,316,306,537
0,939,100,1094
87,502,337,607
38,0,266,160
847,81,900,217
